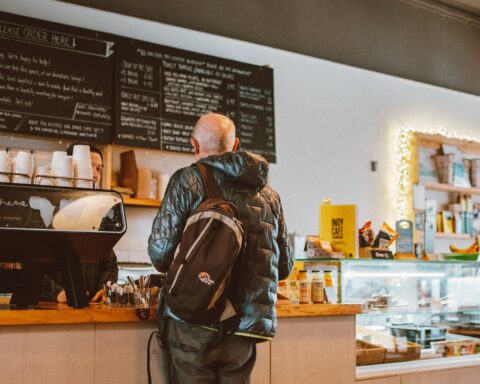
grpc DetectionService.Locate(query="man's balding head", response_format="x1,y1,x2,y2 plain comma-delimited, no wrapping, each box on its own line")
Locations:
191,113,239,159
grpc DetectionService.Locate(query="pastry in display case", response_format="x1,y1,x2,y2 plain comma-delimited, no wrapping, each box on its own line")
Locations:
343,258,480,364
298,258,480,365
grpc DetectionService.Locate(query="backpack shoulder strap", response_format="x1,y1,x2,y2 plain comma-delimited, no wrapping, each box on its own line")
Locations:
196,162,222,199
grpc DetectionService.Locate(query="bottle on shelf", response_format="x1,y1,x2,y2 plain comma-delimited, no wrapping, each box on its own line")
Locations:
288,280,300,304
311,270,326,304
278,280,288,298
323,270,334,303
297,270,310,304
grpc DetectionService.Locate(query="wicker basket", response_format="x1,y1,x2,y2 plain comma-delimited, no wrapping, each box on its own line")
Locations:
383,340,421,363
471,159,480,187
356,326,421,364
433,154,454,184
356,339,386,366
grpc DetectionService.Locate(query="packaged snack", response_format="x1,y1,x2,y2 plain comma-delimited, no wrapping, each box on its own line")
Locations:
304,236,344,259
288,280,300,304
319,240,333,252
359,221,375,247
278,280,289,300
373,222,399,249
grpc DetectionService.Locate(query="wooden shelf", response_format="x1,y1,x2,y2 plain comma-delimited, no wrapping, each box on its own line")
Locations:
123,197,161,208
416,230,473,240
423,182,480,195
435,232,472,240
416,132,480,153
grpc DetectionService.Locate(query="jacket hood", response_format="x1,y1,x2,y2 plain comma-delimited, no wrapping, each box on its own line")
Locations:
198,151,269,189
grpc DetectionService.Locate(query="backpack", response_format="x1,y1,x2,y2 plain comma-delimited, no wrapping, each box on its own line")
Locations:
162,163,244,325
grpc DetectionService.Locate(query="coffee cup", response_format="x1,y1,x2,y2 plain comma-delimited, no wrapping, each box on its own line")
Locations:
72,145,92,168
157,173,170,200
35,166,53,186
14,151,32,176
12,175,30,184
0,150,10,174
0,150,10,182
51,156,73,178
55,179,73,188
51,151,67,166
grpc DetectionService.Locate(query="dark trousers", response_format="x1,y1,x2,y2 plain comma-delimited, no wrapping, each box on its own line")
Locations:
160,318,256,384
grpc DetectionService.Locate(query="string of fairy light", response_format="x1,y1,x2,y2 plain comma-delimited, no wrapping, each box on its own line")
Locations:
396,127,413,220
396,126,480,220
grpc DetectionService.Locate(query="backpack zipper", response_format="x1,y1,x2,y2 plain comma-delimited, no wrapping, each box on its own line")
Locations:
196,205,244,235
168,217,214,294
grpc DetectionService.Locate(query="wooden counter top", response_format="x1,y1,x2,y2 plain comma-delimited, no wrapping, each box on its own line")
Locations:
0,298,362,326
0,302,156,326
277,303,362,317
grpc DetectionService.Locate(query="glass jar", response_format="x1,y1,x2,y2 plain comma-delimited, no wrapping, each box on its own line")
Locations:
298,270,310,303
278,280,288,298
323,270,333,287
288,280,299,304
311,270,326,303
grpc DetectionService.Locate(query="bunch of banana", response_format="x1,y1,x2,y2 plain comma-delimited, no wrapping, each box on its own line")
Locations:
449,239,480,254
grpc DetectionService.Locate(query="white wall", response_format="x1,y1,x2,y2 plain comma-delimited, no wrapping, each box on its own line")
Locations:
2,0,480,262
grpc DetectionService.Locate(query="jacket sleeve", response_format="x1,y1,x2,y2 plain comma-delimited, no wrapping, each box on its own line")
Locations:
277,200,294,281
148,169,196,273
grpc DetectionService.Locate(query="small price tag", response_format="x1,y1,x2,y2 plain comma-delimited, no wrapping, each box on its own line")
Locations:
371,250,394,259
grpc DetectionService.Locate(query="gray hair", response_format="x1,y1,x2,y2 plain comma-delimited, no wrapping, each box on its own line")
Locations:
192,113,236,154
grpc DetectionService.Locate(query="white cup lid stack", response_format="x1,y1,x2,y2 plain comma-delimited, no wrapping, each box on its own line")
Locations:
72,145,93,188
14,151,32,176
0,151,10,174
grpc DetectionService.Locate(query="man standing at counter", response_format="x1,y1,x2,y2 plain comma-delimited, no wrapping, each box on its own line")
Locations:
148,112,293,383
43,143,118,303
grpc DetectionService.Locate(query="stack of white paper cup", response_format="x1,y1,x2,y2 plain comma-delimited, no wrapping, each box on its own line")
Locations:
50,151,73,187
51,151,67,167
137,167,153,199
12,151,32,184
34,165,54,186
72,145,93,188
157,173,170,200
0,150,10,183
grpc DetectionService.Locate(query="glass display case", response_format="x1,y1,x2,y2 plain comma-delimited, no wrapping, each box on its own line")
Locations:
298,258,480,366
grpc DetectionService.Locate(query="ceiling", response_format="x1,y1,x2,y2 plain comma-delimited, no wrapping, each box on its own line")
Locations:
53,0,480,96
435,0,480,15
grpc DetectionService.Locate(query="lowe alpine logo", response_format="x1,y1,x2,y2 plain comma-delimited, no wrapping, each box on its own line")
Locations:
198,272,215,286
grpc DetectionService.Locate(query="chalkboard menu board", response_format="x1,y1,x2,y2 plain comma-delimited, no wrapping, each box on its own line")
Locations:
0,12,114,143
0,12,276,162
115,39,275,161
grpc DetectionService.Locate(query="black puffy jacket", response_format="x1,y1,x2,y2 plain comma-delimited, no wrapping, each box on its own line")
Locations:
148,151,293,338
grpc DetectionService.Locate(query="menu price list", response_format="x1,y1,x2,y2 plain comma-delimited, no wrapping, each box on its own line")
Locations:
0,12,276,161
0,12,114,143
115,39,276,162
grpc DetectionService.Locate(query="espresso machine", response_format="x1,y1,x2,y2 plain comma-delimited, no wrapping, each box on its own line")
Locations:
0,183,126,308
